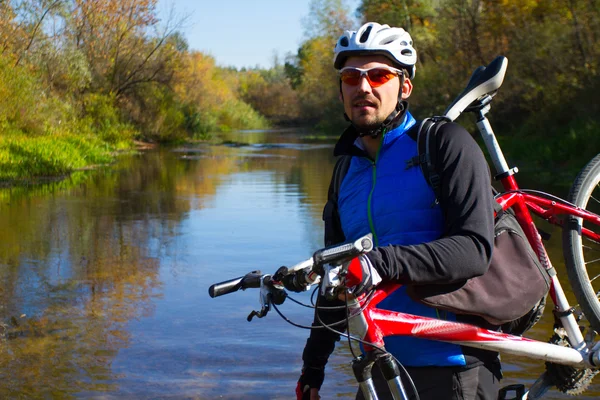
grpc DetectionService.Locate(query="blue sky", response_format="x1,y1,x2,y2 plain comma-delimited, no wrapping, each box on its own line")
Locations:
157,0,360,70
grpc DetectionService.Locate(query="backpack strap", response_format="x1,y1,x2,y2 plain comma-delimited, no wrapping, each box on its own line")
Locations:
406,117,449,202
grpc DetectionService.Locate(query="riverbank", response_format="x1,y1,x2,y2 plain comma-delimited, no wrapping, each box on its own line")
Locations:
0,127,596,192
0,132,129,184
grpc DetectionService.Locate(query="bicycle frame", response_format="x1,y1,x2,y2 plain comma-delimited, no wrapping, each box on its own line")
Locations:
346,96,600,400
347,188,600,399
347,279,592,400
478,102,600,352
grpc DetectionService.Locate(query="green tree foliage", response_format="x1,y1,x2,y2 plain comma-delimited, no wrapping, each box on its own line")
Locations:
238,65,301,126
0,0,274,181
357,0,438,65
303,0,355,38
285,0,358,131
173,51,269,137
1,0,598,181
288,0,599,168
294,37,341,125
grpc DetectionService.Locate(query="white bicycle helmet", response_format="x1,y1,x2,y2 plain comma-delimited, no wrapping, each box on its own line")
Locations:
334,22,417,79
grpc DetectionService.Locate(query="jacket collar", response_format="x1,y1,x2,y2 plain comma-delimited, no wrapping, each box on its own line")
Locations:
333,101,414,157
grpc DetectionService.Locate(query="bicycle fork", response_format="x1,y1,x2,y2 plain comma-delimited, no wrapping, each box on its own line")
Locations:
353,350,409,400
347,298,410,400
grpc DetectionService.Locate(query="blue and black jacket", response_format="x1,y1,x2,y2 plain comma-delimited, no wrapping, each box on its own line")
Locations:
302,104,498,384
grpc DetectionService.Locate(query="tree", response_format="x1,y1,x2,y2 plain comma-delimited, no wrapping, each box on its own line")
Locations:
66,0,183,97
238,66,301,125
288,0,358,129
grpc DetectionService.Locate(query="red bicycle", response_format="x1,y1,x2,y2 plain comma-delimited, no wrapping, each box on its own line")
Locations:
209,56,600,400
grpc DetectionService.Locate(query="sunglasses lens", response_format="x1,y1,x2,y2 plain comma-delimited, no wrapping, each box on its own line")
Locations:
367,69,396,87
340,68,400,87
340,69,361,86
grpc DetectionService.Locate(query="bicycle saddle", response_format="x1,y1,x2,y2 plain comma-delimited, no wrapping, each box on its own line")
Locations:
444,56,508,121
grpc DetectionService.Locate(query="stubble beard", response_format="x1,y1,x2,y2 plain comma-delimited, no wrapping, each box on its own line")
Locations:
351,110,385,131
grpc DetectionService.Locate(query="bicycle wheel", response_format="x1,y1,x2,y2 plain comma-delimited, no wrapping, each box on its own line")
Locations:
563,153,600,332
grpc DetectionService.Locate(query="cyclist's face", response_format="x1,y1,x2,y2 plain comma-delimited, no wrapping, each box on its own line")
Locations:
340,56,412,130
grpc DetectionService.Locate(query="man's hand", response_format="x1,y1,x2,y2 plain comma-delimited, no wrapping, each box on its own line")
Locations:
296,385,320,399
343,255,382,297
296,367,324,400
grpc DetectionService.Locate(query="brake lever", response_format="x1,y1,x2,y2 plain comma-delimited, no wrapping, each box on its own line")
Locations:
247,308,267,321
321,263,343,300
247,275,286,321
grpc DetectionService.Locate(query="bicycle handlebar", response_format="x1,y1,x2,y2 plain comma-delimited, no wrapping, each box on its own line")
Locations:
208,234,373,298
313,234,374,266
209,271,263,298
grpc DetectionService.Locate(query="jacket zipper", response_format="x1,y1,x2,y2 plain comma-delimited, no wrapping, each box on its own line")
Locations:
367,138,384,247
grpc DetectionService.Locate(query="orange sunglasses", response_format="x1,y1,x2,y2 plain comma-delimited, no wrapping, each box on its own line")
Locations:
339,66,404,88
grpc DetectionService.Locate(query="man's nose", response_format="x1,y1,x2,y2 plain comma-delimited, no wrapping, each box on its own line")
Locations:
356,75,372,92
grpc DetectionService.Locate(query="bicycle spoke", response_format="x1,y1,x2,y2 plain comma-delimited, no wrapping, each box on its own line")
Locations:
589,272,600,283
584,257,600,266
582,237,600,252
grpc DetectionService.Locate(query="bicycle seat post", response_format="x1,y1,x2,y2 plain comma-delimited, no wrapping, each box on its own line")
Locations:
474,99,511,177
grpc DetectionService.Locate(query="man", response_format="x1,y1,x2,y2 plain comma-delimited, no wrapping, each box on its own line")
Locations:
295,22,501,399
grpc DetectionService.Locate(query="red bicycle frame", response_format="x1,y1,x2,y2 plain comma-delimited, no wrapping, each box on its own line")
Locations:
348,172,600,354
352,282,587,367
343,96,600,399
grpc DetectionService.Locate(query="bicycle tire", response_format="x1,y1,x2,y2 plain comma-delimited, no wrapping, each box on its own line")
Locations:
563,153,600,333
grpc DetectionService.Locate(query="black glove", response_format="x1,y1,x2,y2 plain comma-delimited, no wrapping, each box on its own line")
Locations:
296,366,324,400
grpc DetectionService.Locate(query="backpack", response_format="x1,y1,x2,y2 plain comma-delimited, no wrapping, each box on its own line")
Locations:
326,118,550,333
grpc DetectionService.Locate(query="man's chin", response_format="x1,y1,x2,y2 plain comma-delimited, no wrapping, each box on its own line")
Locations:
351,113,382,128
352,119,380,132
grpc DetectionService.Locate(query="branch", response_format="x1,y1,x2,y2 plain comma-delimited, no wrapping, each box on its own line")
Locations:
15,0,62,67
115,13,184,96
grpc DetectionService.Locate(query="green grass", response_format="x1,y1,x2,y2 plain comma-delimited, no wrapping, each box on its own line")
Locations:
0,132,115,182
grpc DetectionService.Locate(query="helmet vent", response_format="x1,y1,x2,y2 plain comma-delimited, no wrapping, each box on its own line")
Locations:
401,49,413,56
339,37,349,47
359,26,372,43
380,34,400,45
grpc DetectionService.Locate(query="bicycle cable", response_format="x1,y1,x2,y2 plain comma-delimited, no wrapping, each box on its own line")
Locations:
275,284,350,310
269,269,421,398
270,287,364,330
496,189,579,208
285,294,321,309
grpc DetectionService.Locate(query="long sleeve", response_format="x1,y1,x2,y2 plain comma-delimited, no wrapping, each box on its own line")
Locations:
366,122,495,284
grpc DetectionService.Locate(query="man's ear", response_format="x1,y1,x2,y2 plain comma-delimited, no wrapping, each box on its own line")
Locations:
401,77,413,100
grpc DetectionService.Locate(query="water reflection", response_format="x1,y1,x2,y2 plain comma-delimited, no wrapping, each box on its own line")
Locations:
0,129,598,399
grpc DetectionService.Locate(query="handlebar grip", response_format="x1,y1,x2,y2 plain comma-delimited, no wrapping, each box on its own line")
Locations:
209,271,264,298
209,276,244,298
313,234,374,265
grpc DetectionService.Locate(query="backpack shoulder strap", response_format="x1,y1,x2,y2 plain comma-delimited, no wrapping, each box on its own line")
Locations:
406,117,449,201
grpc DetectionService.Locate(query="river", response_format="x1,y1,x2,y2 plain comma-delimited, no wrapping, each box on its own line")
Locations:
0,129,598,399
